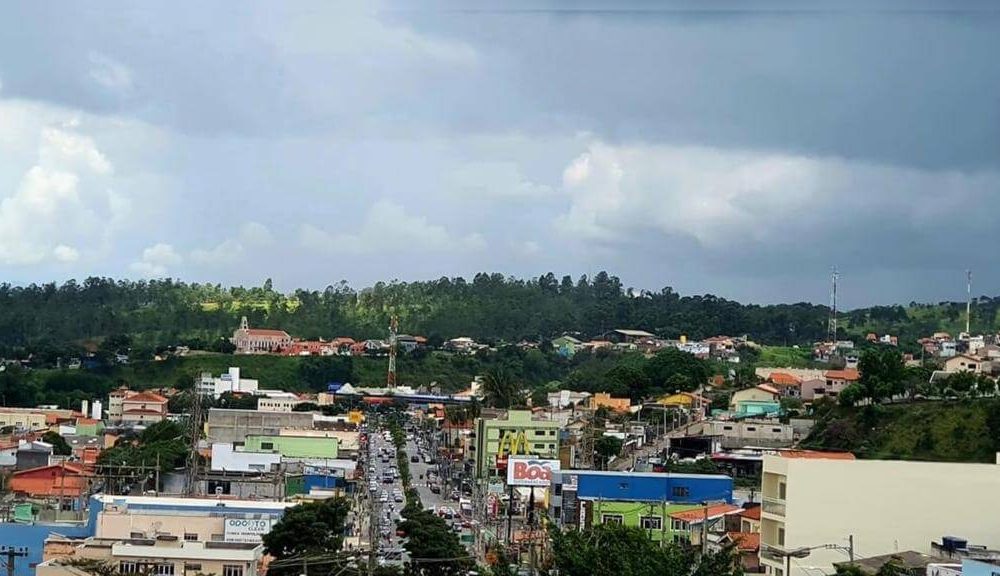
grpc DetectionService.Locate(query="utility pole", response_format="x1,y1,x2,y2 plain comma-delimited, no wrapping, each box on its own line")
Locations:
966,269,973,335
849,534,855,563
828,267,839,343
0,546,28,576
701,502,709,556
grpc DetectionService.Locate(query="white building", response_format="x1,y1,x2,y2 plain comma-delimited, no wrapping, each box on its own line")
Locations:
255,390,304,412
210,442,282,473
199,367,260,398
760,453,1000,576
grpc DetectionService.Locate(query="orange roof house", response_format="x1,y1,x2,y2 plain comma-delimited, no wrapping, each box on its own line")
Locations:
589,392,631,413
9,463,93,498
824,369,860,382
669,504,742,524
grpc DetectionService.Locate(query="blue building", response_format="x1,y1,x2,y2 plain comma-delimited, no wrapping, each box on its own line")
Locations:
549,470,733,530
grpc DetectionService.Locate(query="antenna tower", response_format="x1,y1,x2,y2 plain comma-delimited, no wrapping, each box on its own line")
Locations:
828,267,839,343
185,386,204,495
387,314,399,388
966,269,973,335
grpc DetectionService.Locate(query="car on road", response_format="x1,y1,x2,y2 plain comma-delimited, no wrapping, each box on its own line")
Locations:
410,455,419,463
429,483,441,494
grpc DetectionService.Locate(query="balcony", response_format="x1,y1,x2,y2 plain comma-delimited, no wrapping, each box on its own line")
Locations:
760,545,785,564
762,497,786,517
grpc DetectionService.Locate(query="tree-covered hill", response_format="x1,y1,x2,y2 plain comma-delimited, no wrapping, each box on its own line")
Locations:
1,273,998,355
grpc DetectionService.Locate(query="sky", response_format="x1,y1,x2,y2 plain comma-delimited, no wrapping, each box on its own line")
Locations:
1,0,999,308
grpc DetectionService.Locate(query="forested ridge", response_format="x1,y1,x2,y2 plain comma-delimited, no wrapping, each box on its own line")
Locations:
2,272,998,354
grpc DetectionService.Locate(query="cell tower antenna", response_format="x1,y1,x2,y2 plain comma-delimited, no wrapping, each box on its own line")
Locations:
185,385,204,495
966,269,973,335
387,314,398,388
828,267,839,343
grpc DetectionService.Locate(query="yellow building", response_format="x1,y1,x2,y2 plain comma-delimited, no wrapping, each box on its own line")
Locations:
474,410,561,478
760,453,1000,576
0,408,47,431
589,392,632,412
657,392,708,409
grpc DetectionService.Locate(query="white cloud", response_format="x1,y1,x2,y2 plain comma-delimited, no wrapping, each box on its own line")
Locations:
448,161,553,199
190,221,274,266
53,244,80,263
88,52,133,93
555,140,1000,252
130,243,182,277
0,120,117,265
300,200,485,255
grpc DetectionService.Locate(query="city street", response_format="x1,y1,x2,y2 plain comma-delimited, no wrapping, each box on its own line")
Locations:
360,427,409,567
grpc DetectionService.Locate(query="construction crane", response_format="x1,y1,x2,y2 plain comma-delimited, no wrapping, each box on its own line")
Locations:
387,314,398,389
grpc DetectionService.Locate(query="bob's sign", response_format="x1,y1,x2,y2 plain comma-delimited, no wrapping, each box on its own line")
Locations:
506,457,561,487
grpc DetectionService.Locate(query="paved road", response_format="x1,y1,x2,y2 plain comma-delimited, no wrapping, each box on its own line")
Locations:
361,429,409,567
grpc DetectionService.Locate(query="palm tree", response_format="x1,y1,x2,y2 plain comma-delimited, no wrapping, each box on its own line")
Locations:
482,366,520,408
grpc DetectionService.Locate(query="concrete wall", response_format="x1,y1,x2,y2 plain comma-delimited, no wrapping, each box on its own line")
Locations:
244,434,338,458
761,456,1000,576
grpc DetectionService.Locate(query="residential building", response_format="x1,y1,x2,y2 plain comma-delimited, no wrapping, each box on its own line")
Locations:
766,373,802,398
589,392,632,413
473,410,561,478
668,504,743,546
37,538,263,576
0,408,47,431
243,434,339,459
232,316,292,354
818,368,861,399
832,551,954,576
120,391,169,425
798,378,830,402
547,390,591,409
943,354,987,374
658,392,709,412
198,367,260,398
205,408,313,443
551,335,583,357
759,453,1000,576
729,385,781,417
107,388,130,422
9,463,92,498
940,340,958,358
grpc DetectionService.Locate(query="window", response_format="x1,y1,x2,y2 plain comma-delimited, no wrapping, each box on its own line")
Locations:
722,425,733,431
153,564,175,576
120,563,139,575
778,482,787,500
184,566,202,573
184,533,198,541
772,428,782,433
553,484,562,496
640,516,663,530
223,565,245,576
261,442,274,450
778,527,785,546
601,514,623,525
671,519,687,531
249,463,265,471
549,444,556,450
671,486,690,498
746,426,757,432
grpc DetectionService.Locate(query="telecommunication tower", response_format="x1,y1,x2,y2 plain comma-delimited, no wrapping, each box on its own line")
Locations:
387,314,398,388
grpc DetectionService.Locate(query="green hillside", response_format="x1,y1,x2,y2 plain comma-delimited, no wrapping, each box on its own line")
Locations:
802,399,1000,463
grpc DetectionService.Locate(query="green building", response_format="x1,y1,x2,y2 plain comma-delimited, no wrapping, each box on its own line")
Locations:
587,500,702,542
473,410,561,478
244,434,339,459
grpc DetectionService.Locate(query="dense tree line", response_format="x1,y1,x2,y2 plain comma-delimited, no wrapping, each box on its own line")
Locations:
0,274,837,353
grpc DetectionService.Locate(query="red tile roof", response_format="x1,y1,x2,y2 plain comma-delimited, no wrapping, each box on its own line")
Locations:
124,391,168,404
738,505,761,521
726,532,760,552
13,462,92,477
778,450,856,460
756,384,780,395
824,369,860,381
669,504,741,523
246,328,290,338
769,372,801,386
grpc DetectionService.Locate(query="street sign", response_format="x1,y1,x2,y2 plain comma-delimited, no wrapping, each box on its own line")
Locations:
505,457,560,487
223,517,275,543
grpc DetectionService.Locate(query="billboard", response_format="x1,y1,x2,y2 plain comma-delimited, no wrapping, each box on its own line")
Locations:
506,457,560,487
224,517,275,543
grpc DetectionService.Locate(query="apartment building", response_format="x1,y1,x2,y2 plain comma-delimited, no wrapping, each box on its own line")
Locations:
198,367,260,398
473,410,561,478
759,454,1000,576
